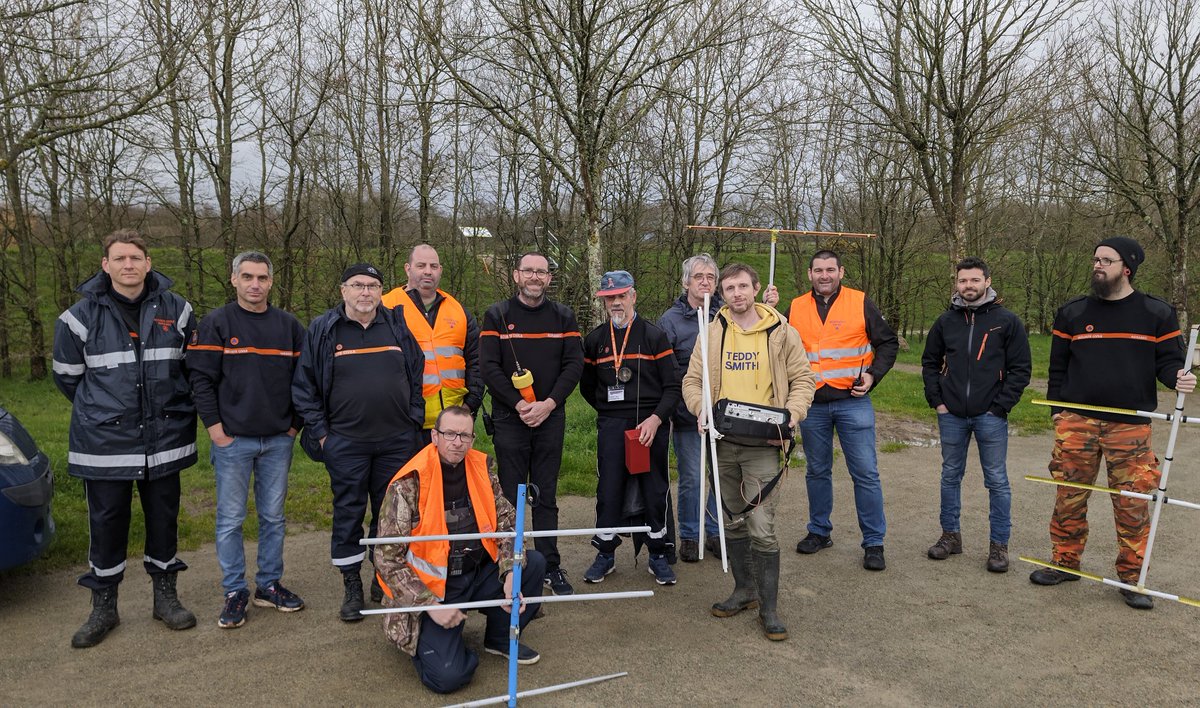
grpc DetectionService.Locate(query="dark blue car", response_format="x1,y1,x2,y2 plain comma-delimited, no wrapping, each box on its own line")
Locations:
0,404,54,571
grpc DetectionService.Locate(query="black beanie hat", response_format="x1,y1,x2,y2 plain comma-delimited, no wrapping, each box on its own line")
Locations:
1096,236,1144,280
340,263,383,284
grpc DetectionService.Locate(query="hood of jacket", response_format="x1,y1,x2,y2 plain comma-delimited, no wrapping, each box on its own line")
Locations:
950,287,998,311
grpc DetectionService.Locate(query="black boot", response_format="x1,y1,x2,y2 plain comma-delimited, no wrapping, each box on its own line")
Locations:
752,549,787,641
340,569,365,622
710,537,759,617
71,586,120,648
152,572,197,630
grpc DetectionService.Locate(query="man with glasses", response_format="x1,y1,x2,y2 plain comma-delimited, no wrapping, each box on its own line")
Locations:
480,252,584,596
375,405,545,694
293,263,424,621
1032,237,1195,609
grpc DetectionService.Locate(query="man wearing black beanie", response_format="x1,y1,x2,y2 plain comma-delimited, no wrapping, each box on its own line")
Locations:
1031,237,1196,609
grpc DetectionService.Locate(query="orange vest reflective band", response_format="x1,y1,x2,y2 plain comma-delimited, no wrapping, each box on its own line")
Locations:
387,445,499,600
788,287,874,391
386,289,469,429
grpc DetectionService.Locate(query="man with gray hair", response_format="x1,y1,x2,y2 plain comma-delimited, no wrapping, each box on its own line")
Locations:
659,253,722,562
189,252,308,628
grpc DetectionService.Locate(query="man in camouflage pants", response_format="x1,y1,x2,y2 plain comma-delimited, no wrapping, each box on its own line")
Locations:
1031,237,1195,609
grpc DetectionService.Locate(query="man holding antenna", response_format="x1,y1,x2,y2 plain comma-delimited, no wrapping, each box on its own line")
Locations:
374,405,545,694
1032,237,1194,609
480,252,584,596
580,271,681,586
683,263,815,641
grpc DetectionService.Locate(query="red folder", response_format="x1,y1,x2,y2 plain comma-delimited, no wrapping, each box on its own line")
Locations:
624,429,650,474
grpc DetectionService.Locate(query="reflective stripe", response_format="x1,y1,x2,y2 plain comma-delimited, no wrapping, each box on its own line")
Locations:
423,374,441,385
332,552,366,566
91,560,127,577
422,350,436,360
60,310,89,341
647,527,667,539
806,352,819,361
814,366,863,381
406,549,448,581
439,368,465,379
143,347,184,362
434,346,463,357
177,302,193,335
70,451,145,467
53,360,86,375
816,345,873,359
143,554,178,570
148,443,196,467
85,351,136,368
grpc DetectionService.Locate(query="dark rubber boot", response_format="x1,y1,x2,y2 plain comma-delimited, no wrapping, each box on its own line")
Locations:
753,549,788,641
152,573,197,630
340,570,365,622
710,537,759,617
71,586,120,648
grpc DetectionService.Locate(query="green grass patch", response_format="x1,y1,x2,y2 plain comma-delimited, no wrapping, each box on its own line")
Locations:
880,441,908,453
896,332,1052,380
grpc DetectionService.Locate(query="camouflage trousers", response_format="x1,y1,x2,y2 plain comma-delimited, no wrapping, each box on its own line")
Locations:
1048,412,1159,581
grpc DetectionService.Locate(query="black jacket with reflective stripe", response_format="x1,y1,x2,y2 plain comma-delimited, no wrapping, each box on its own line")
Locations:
52,270,198,480
921,299,1031,418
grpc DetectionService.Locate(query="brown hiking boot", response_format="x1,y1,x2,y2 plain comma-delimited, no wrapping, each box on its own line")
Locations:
927,531,962,560
986,542,1009,573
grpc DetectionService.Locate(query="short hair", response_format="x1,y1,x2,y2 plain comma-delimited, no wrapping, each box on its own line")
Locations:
102,229,148,258
408,243,438,263
955,257,990,278
809,249,841,269
232,251,273,277
515,251,549,270
434,405,474,430
680,253,718,288
719,262,760,289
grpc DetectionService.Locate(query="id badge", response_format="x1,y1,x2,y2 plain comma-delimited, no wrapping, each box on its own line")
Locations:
449,554,464,577
607,385,625,402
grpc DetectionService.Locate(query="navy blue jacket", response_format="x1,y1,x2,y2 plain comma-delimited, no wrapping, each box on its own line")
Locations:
52,271,197,480
658,293,721,426
292,304,424,446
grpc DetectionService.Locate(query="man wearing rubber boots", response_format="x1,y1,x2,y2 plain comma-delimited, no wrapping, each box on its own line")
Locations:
682,263,815,641
1032,237,1195,609
580,271,681,586
53,229,198,648
375,406,545,694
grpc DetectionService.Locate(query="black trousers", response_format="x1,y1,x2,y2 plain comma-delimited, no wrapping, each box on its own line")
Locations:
492,408,566,569
323,432,417,571
591,415,671,555
412,550,546,694
80,474,186,590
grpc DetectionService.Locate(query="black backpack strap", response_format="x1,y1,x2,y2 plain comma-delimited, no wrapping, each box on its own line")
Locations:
720,436,796,518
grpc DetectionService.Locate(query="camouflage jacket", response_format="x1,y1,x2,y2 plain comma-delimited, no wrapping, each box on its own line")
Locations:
375,453,516,656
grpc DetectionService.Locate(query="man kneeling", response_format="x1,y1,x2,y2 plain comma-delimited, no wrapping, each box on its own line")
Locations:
375,405,545,693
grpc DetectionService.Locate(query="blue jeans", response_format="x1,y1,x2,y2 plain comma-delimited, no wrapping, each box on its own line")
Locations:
800,395,886,547
937,412,1011,544
672,425,719,541
212,434,295,593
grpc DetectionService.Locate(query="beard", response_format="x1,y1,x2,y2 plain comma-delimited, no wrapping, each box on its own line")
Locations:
609,311,628,327
1090,271,1121,298
959,288,983,303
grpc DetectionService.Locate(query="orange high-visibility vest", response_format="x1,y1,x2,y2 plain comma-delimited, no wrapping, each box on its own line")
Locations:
788,287,874,391
387,444,499,600
385,289,469,428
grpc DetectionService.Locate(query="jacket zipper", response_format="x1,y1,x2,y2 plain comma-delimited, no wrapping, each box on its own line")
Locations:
964,310,975,403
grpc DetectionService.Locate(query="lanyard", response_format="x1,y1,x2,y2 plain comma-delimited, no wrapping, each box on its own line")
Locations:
608,319,631,379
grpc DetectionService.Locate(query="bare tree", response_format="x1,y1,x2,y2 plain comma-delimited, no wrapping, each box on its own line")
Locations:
797,0,1081,262
0,0,181,378
1069,0,1200,324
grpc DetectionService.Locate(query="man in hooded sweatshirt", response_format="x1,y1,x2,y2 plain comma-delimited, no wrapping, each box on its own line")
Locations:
921,257,1031,573
682,262,815,642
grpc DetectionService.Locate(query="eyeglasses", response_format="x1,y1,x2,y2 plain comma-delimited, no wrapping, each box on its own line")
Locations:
343,282,382,292
1092,257,1122,267
690,273,717,282
436,429,475,442
518,268,551,277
